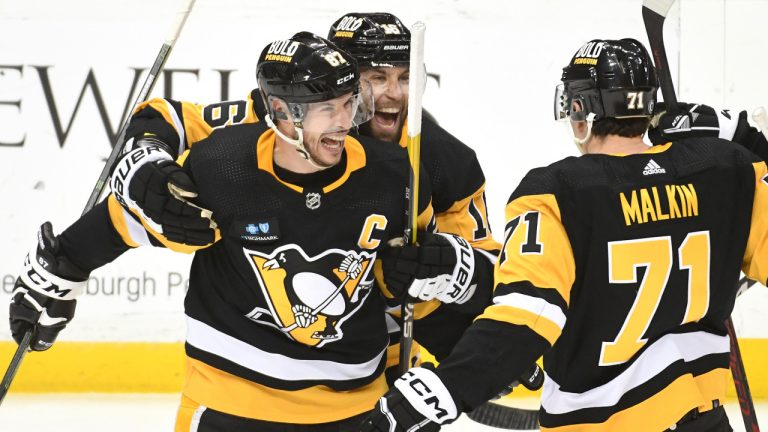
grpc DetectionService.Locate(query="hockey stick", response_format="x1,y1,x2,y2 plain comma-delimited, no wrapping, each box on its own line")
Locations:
466,401,540,430
398,21,426,375
643,4,761,430
0,0,196,407
84,0,196,213
642,0,679,114
728,276,761,432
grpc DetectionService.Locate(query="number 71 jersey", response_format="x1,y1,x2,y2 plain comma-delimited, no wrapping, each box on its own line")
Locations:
486,139,768,431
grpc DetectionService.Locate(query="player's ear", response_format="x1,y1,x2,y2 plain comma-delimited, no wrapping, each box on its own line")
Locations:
270,97,290,121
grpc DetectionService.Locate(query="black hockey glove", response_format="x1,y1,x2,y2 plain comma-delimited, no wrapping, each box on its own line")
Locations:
649,102,751,145
360,364,457,432
110,139,216,246
381,232,475,304
9,222,88,351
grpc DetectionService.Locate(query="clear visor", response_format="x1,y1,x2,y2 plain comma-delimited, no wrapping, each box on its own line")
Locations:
554,83,568,121
279,80,375,135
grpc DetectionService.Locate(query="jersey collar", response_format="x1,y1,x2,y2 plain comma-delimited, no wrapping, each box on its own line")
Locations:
255,129,367,193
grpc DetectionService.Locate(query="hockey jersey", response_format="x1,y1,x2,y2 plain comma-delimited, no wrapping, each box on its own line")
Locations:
436,138,768,431
124,91,500,368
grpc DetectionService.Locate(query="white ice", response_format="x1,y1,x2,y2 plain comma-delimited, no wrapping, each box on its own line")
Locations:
0,394,765,431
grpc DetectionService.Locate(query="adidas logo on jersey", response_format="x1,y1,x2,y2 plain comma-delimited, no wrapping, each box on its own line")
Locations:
642,159,666,175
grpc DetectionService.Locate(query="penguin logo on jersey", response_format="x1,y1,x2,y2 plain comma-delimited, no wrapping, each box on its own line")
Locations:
244,245,375,347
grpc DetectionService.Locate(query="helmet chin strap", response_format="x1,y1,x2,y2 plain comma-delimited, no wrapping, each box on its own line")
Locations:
571,112,597,154
265,114,325,169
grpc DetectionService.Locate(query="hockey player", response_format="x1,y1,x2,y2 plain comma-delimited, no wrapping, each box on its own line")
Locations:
8,33,482,431
327,12,501,376
361,38,767,432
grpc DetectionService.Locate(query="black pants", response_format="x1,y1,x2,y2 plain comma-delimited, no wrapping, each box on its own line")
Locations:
195,408,370,432
665,405,732,432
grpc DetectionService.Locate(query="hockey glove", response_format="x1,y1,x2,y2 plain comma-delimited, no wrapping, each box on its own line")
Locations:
360,364,457,432
649,103,751,145
9,222,88,351
110,138,216,246
381,232,475,305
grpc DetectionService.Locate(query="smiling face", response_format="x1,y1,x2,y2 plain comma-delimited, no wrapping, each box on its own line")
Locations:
300,93,355,167
360,66,409,143
273,92,356,170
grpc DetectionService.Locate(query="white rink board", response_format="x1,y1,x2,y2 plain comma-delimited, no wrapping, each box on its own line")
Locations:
0,0,766,342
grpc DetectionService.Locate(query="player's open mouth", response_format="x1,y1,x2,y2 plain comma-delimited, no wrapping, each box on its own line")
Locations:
374,107,401,129
321,134,346,153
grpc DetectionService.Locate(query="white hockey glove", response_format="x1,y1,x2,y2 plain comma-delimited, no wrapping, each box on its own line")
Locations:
9,223,88,351
381,232,476,304
110,138,216,246
360,364,457,431
649,103,750,144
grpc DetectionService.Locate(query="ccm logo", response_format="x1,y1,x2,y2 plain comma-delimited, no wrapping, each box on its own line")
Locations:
337,73,354,85
405,372,450,420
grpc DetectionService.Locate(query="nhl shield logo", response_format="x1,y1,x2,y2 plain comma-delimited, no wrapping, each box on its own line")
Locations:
306,192,321,210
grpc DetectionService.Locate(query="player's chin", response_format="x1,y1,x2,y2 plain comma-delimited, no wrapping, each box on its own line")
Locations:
312,139,345,167
370,121,402,143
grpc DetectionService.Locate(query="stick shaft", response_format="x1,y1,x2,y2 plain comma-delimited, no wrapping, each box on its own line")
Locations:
83,0,196,215
400,21,426,375
642,1,679,113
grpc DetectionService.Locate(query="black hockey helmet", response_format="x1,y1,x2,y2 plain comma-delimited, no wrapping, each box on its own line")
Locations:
255,32,374,166
555,38,659,122
328,13,411,68
257,31,361,114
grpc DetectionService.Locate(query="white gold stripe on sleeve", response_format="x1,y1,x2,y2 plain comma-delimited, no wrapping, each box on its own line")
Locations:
122,207,153,246
186,316,386,382
541,330,729,414
493,292,567,329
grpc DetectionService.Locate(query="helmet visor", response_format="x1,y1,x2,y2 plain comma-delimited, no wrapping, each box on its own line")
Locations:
554,83,568,121
283,80,375,134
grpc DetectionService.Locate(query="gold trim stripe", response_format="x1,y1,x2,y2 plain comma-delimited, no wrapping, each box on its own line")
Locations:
0,339,765,398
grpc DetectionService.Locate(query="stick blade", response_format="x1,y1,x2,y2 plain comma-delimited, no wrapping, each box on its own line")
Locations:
466,402,540,430
642,0,676,18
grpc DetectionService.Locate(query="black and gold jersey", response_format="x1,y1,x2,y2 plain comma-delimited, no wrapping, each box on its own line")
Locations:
62,119,436,424
124,93,500,369
436,138,768,431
